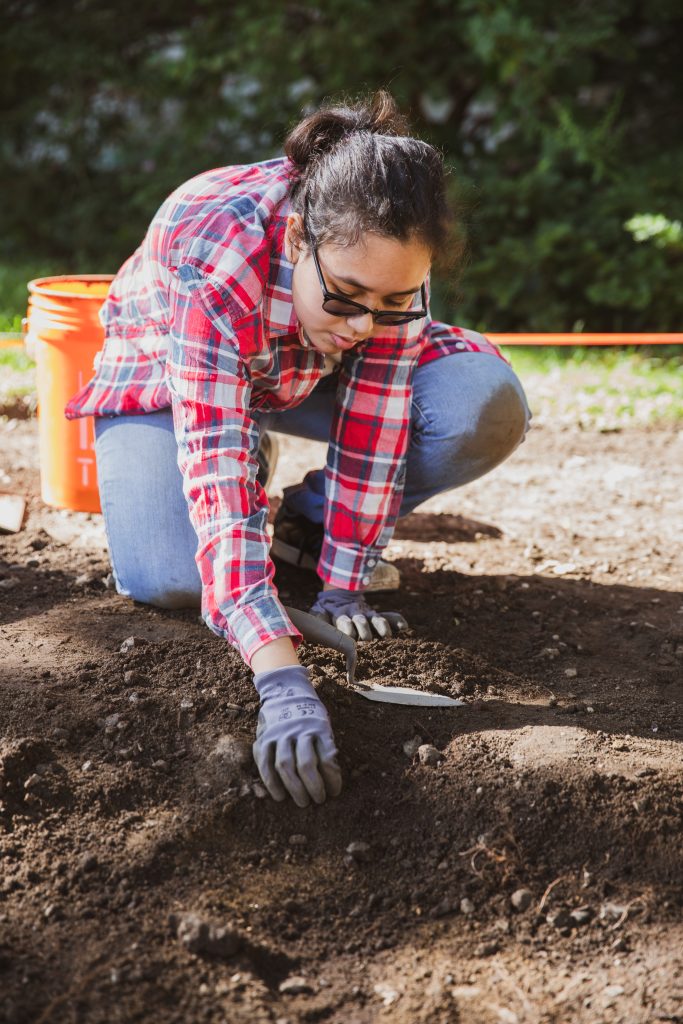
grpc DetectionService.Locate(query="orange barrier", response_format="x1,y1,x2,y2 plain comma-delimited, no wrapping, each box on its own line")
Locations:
24,275,114,513
487,333,683,346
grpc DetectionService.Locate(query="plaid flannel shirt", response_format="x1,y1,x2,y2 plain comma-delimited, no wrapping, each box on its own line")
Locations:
66,157,504,664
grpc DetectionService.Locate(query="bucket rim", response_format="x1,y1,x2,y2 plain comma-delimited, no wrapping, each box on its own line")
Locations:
27,274,115,299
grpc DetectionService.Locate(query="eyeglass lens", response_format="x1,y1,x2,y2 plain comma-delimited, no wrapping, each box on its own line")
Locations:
321,298,420,325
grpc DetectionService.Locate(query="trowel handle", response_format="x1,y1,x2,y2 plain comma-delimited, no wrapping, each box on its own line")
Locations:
284,606,358,686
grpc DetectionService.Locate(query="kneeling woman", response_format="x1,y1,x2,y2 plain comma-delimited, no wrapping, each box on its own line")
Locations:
66,91,530,809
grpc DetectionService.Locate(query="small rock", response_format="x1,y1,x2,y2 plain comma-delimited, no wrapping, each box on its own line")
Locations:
81,760,94,772
252,782,268,799
564,667,578,678
119,636,146,654
346,841,371,862
152,760,168,772
0,577,19,591
74,572,98,587
210,734,252,770
541,647,560,659
123,670,147,686
600,901,630,922
460,898,475,915
279,975,315,995
288,834,307,846
431,897,453,918
171,912,241,959
511,888,533,912
103,573,116,590
546,907,572,930
104,713,122,735
475,940,499,956
604,984,625,998
402,734,423,758
569,906,593,926
417,744,443,767
373,982,399,1006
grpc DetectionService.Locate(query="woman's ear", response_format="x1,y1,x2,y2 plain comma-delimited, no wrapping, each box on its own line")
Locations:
285,213,305,263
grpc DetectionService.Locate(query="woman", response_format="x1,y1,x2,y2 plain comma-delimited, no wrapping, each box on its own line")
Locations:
66,91,530,810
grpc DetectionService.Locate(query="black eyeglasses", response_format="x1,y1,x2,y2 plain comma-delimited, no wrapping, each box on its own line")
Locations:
307,231,428,327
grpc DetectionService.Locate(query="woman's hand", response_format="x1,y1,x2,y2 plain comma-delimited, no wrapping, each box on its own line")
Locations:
310,587,409,641
252,665,342,807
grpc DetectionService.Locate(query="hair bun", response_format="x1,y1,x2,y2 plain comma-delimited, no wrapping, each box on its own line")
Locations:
284,90,409,170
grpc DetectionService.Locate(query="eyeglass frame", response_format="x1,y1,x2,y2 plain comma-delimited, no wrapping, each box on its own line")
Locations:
305,228,428,327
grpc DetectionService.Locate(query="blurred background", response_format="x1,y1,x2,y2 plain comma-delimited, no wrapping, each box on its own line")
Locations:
1,0,681,424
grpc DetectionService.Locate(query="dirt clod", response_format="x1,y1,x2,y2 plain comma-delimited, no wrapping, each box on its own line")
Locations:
170,912,242,959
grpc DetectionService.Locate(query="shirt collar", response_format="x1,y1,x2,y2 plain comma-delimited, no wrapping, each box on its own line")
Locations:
262,208,300,337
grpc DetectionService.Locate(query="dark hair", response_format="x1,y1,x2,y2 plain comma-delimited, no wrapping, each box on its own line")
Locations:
284,90,451,257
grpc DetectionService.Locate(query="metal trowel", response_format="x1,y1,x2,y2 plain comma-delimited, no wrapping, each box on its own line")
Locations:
284,606,465,708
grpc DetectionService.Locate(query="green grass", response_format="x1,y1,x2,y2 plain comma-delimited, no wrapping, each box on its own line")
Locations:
506,345,683,428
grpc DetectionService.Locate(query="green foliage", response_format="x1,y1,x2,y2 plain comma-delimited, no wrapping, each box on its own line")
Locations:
1,0,682,330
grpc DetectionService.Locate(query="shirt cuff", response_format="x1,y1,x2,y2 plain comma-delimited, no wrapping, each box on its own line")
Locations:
221,594,303,665
316,538,385,590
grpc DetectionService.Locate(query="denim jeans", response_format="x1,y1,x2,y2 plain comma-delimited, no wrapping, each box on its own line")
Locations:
94,352,531,607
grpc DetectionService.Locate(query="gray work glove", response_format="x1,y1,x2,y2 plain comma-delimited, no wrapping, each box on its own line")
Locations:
252,665,342,808
310,588,409,641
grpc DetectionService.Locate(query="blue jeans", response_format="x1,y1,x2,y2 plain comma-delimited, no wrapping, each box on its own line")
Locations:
94,352,531,607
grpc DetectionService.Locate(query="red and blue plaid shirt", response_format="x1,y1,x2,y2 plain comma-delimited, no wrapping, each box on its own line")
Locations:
66,157,504,664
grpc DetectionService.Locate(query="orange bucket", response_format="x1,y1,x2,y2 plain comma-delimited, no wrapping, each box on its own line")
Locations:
24,275,114,513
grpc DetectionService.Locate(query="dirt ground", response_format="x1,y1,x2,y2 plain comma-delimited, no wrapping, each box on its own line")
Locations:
0,412,682,1024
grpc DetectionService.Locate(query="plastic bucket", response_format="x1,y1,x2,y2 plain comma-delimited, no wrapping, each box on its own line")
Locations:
24,275,114,513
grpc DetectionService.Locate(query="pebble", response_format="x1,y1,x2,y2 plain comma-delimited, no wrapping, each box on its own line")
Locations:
564,667,578,678
152,760,168,772
402,734,423,758
431,897,453,918
170,912,241,959
210,734,252,770
546,907,572,930
74,572,98,587
79,853,98,873
81,760,94,772
123,670,147,686
288,834,307,846
569,906,594,926
279,975,315,995
252,782,268,799
541,647,560,659
373,982,399,1006
119,636,146,654
417,744,443,767
104,713,122,735
346,841,371,862
511,888,533,912
604,984,625,998
460,898,475,915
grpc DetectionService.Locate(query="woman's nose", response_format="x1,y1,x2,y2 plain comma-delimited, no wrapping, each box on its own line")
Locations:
345,310,374,336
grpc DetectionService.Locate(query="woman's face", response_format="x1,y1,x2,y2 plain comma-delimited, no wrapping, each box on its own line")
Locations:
285,214,431,356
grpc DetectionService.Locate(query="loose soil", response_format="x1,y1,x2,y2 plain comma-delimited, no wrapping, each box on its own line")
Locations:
0,416,681,1024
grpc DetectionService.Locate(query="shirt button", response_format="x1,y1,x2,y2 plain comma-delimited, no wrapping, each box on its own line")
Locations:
455,340,466,350
362,576,371,585
367,557,377,566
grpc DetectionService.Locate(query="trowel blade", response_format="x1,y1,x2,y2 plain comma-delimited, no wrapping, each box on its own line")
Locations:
353,684,466,707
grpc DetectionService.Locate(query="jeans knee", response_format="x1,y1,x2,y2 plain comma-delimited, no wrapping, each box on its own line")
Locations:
463,378,529,467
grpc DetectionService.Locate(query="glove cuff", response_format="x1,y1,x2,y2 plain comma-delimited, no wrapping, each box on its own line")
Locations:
253,664,314,701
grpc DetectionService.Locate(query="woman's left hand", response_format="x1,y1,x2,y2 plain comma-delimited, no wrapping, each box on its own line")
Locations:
309,587,409,641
